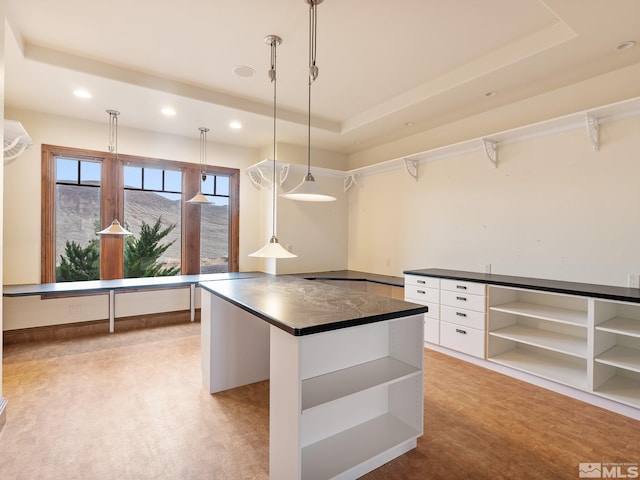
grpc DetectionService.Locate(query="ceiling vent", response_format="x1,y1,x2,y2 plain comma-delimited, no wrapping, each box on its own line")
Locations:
4,120,33,165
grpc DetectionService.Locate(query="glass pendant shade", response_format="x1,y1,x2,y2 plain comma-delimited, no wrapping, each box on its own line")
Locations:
97,219,132,235
187,191,211,204
280,173,336,202
249,235,296,258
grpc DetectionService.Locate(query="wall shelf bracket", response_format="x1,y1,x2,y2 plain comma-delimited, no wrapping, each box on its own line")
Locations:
246,166,272,190
344,173,361,192
404,158,419,180
586,114,600,151
483,139,498,168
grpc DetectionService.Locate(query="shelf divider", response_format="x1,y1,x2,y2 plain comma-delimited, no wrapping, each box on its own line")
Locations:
302,357,420,412
490,301,588,326
490,326,587,358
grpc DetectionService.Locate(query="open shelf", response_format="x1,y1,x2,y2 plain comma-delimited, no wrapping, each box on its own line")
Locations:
596,317,640,338
594,375,640,409
302,357,420,411
490,302,588,327
490,325,587,358
489,347,587,390
301,413,420,480
596,346,640,373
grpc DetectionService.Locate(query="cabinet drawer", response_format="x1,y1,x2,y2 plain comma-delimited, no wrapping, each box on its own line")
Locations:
424,318,439,344
405,275,439,289
441,305,485,330
405,285,439,304
441,290,486,312
441,279,485,296
440,321,485,359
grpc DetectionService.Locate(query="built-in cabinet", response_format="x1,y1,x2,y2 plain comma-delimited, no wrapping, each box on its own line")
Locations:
440,279,486,359
404,274,440,343
404,269,640,418
404,275,486,358
487,286,589,391
592,300,640,409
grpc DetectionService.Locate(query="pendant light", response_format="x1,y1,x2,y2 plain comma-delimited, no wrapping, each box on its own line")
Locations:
249,35,297,259
281,0,336,202
98,110,132,235
187,127,213,204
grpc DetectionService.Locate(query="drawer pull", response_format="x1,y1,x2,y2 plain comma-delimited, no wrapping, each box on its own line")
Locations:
456,285,467,290
417,280,426,285
456,296,467,301
417,290,426,294
455,328,467,335
456,312,467,317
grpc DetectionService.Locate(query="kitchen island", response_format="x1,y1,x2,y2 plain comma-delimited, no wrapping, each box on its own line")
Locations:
199,275,428,480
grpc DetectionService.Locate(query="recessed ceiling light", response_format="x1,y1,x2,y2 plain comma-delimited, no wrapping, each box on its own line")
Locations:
233,66,256,78
484,91,497,97
229,121,242,129
616,40,637,51
73,89,92,99
161,107,176,116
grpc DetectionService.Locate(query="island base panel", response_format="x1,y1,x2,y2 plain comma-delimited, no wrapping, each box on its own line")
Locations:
201,293,270,394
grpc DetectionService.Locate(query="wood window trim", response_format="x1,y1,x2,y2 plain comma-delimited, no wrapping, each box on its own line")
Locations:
42,144,240,283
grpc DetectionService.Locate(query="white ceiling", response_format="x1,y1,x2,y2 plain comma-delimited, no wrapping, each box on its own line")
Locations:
5,0,640,156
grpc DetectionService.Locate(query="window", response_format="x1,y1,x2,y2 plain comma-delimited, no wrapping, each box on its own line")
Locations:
200,173,230,273
123,165,182,277
54,157,102,281
42,145,240,283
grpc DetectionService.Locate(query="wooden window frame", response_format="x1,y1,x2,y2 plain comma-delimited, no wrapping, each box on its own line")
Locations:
42,144,239,283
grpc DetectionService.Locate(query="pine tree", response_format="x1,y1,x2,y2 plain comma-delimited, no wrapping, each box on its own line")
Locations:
56,217,179,281
56,239,100,281
124,217,180,278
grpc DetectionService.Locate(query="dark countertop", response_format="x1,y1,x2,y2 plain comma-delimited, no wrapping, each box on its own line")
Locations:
297,270,404,287
404,268,640,303
199,275,427,336
3,272,262,297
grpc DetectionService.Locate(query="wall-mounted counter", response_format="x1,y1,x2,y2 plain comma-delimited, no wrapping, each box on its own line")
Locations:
199,275,427,480
404,268,640,420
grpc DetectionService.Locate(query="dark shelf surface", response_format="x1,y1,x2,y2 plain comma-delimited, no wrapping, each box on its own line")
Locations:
298,270,404,287
3,272,261,297
404,268,640,303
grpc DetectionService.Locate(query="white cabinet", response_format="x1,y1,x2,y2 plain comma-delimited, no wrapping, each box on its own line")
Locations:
271,314,425,480
404,274,440,344
404,275,486,358
593,300,640,409
487,286,589,390
439,280,486,358
405,269,640,418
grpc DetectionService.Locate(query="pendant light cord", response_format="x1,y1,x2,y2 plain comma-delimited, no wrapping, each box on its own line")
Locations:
307,0,319,177
107,109,120,218
270,38,278,237
199,127,209,181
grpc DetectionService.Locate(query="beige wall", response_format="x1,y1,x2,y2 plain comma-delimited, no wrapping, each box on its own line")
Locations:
347,113,640,287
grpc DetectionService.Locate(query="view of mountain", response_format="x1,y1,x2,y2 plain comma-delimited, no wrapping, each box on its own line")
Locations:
56,185,229,273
